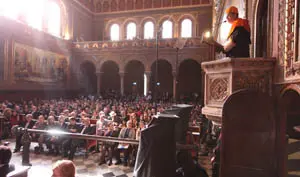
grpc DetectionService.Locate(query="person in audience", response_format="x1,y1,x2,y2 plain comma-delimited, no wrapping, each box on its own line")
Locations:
116,120,136,166
62,117,81,158
14,114,35,153
52,160,76,177
68,118,96,160
45,116,62,155
135,121,145,140
32,115,47,153
98,122,120,166
0,145,15,177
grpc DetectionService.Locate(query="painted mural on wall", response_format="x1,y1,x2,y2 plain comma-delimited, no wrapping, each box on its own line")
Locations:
14,43,68,84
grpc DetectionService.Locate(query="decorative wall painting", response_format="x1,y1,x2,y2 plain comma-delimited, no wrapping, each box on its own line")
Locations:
14,43,68,84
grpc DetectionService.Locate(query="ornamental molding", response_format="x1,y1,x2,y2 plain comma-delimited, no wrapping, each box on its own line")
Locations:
208,77,229,104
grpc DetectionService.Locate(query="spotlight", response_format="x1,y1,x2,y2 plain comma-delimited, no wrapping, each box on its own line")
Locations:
156,82,160,86
133,82,137,85
204,31,211,38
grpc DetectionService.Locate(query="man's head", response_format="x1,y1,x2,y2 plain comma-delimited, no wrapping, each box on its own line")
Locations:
225,6,239,23
52,160,75,177
0,145,12,164
26,114,33,122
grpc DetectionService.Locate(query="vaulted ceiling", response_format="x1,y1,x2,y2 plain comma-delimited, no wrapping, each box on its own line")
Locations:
76,0,211,13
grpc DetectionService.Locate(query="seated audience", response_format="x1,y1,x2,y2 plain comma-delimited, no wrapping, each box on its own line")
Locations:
116,120,136,166
68,118,96,160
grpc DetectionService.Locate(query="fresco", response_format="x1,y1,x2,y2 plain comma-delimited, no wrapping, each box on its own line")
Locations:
14,43,68,84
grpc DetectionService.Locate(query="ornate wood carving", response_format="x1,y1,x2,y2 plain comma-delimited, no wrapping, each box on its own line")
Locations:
111,0,118,11
95,1,102,13
119,0,126,11
284,0,300,78
209,78,229,102
213,0,225,37
103,1,110,12
127,0,134,10
278,0,286,66
234,71,269,93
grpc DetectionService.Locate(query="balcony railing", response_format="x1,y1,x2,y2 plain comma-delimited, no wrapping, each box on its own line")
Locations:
72,37,205,50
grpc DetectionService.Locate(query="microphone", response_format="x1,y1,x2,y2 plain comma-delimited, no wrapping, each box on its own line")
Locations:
216,20,227,26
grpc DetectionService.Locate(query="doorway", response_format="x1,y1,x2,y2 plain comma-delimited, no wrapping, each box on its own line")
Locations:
280,89,300,177
80,61,97,94
255,0,269,57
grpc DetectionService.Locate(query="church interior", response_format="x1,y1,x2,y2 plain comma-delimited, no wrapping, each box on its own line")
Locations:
0,0,300,177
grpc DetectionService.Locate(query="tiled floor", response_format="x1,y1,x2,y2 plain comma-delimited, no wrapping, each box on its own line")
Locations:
288,138,300,177
3,139,212,177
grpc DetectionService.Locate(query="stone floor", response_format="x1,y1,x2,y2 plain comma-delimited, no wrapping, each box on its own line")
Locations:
3,139,212,177
288,138,300,177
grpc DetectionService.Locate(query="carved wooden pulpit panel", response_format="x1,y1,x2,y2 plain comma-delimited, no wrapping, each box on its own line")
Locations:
201,58,276,123
221,89,276,177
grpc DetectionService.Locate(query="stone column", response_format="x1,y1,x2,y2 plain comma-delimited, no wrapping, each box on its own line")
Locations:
172,71,177,100
144,71,151,95
96,72,103,95
119,72,125,96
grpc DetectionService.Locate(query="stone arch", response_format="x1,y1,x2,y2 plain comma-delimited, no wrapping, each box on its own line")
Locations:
178,57,201,69
122,18,139,39
79,60,97,94
140,17,157,39
150,59,173,99
123,56,147,71
177,58,202,101
101,60,120,93
105,20,122,40
124,60,145,95
53,0,68,38
251,0,271,57
98,57,122,73
149,57,175,72
277,85,300,177
177,14,197,37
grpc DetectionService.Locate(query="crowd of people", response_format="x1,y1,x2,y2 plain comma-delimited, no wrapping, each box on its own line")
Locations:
0,95,206,167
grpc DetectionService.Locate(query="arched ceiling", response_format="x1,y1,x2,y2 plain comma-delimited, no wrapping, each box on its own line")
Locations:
75,0,211,14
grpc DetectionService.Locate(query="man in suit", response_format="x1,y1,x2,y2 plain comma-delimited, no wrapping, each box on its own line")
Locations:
98,122,120,166
68,118,96,160
14,114,35,153
116,120,135,166
62,117,82,158
0,145,15,177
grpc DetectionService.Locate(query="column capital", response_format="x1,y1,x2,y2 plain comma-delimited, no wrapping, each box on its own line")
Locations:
119,72,125,77
144,71,151,75
96,72,103,76
172,71,177,77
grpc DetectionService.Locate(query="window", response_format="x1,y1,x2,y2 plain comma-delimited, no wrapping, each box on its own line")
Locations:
162,20,173,39
25,0,44,30
0,0,21,20
144,21,154,39
0,0,62,37
47,1,61,36
181,19,192,38
110,24,120,41
126,22,137,40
